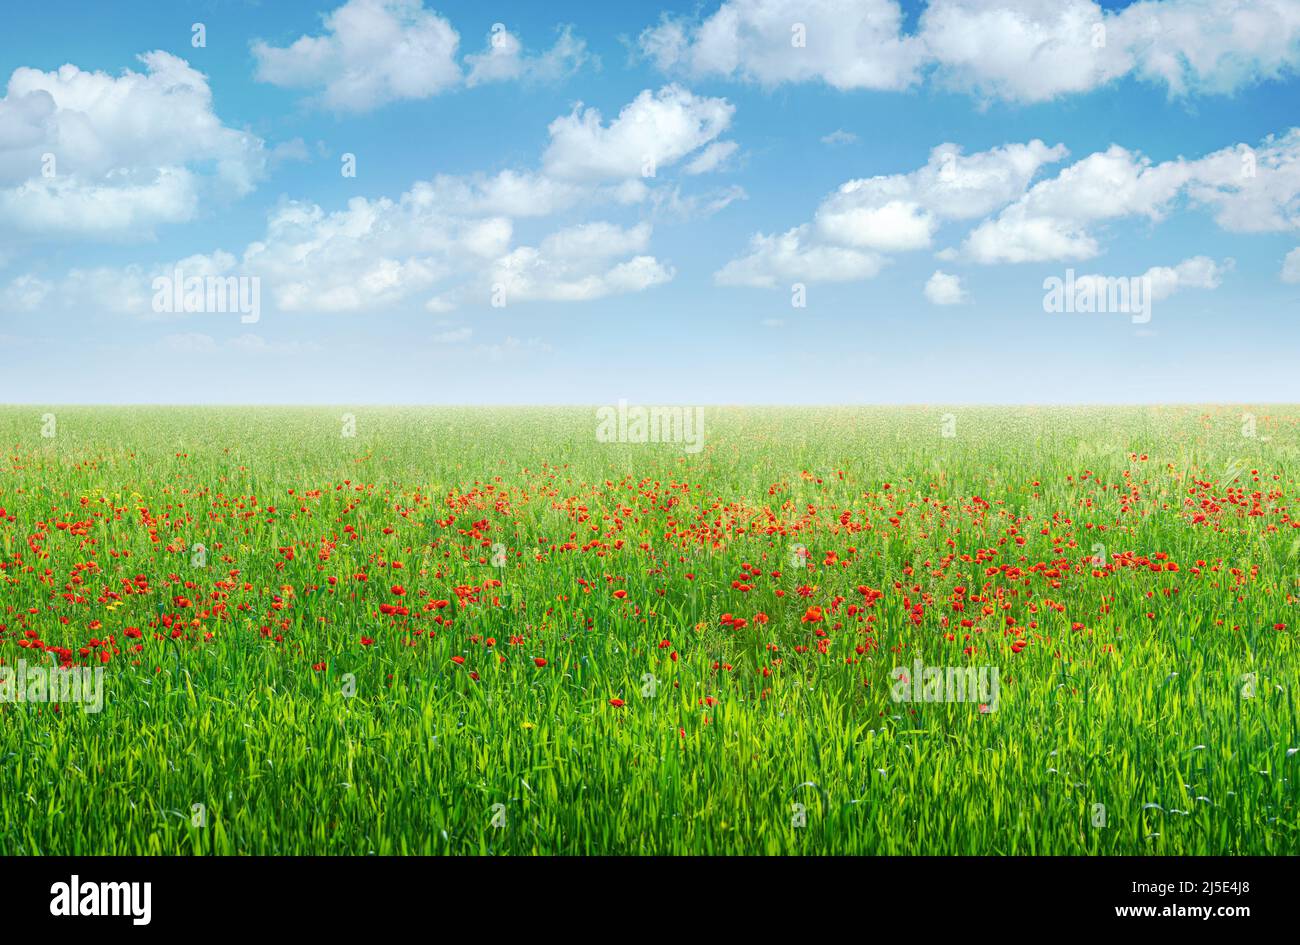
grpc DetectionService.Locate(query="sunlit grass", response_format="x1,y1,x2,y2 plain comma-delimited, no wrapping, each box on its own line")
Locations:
0,405,1296,854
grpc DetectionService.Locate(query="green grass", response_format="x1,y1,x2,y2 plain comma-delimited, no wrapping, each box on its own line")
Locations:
0,405,1296,854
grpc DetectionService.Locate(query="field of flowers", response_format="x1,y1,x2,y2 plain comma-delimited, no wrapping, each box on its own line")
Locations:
0,405,1296,855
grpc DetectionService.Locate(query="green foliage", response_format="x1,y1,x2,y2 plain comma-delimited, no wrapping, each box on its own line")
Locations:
0,405,1296,854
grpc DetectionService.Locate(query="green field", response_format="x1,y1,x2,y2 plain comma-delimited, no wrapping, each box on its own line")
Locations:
1,405,1296,854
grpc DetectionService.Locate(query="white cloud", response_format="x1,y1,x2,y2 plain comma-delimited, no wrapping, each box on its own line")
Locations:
1119,0,1300,96
491,235,675,303
924,270,968,304
962,145,1193,263
817,199,936,252
963,131,1300,264
0,51,265,238
269,138,314,167
718,140,1063,285
716,128,1284,285
229,189,672,314
1142,255,1231,299
1185,130,1300,232
962,206,1100,263
817,141,1067,250
919,0,1132,102
542,85,734,180
416,170,590,218
715,225,884,287
465,25,588,87
252,0,461,111
821,129,858,146
59,265,154,315
1,273,52,311
1,169,199,237
684,140,739,175
639,0,926,90
538,221,652,260
929,0,1300,102
243,195,484,313
640,0,1300,102
1072,255,1230,301
1283,247,1300,283
253,1,590,111
649,184,747,222
28,88,702,317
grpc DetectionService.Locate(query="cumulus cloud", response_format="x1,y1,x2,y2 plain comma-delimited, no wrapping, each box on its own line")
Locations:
1185,130,1300,232
717,140,1064,285
715,225,884,287
465,25,589,87
491,247,674,303
542,85,734,180
962,145,1194,262
1072,255,1230,301
639,0,926,90
816,140,1068,252
1144,255,1231,298
639,0,1300,102
706,125,1300,286
920,0,1131,101
924,270,968,304
1283,247,1300,282
963,131,1300,264
0,51,266,238
253,0,591,111
18,193,656,317
252,0,461,111
1,169,199,237
537,221,652,259
487,222,671,302
21,86,721,317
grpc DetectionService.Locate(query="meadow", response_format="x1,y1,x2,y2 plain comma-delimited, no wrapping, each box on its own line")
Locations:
0,405,1296,855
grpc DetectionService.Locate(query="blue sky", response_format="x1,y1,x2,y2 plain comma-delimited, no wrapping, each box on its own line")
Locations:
2,0,1299,404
